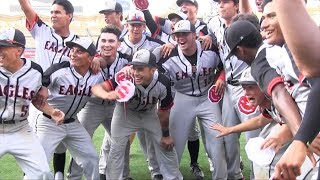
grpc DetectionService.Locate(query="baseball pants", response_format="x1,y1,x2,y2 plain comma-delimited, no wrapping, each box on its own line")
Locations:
106,103,182,180
0,122,52,179
169,91,228,180
36,115,99,180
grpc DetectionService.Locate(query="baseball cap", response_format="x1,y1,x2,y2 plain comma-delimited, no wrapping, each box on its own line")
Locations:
212,0,239,3
172,20,196,34
66,37,96,56
99,1,123,14
128,49,157,67
168,11,188,21
126,10,146,24
0,27,25,48
176,0,198,8
238,67,256,85
225,20,261,60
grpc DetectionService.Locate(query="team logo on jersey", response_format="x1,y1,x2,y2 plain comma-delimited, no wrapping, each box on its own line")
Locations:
238,96,257,115
115,71,134,85
208,85,222,103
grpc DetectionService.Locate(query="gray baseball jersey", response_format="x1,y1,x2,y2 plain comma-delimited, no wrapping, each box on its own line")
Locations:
36,61,103,180
68,52,132,179
105,70,182,180
0,59,52,179
159,40,229,179
119,34,164,57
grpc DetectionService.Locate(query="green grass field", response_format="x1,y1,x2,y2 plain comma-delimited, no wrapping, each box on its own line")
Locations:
0,126,250,180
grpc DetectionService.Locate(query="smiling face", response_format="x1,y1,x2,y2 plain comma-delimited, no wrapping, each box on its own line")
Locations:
260,2,285,46
99,32,120,61
0,46,23,70
218,0,239,22
132,65,155,86
179,2,197,21
242,84,265,107
173,32,197,54
50,4,72,31
69,46,92,69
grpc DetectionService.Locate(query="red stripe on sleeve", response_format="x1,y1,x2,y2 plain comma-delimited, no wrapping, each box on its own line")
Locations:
159,102,174,112
26,15,39,31
267,76,283,96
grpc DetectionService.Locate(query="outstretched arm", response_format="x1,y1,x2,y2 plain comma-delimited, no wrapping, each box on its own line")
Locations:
274,0,320,77
210,114,271,138
18,0,37,25
239,0,253,14
91,80,119,100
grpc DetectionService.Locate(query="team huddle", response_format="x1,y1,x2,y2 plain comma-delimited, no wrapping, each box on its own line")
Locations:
1,0,320,179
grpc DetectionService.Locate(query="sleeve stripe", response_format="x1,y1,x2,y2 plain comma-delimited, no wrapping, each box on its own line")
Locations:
267,76,283,96
105,80,114,91
26,14,39,31
159,101,173,111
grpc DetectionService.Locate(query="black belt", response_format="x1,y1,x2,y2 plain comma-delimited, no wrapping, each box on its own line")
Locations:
227,79,240,86
43,113,76,124
0,119,27,124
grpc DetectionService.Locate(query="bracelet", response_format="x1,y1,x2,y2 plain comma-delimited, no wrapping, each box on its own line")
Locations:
162,129,170,137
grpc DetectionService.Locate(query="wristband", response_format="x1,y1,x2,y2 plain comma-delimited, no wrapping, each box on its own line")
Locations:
162,129,170,137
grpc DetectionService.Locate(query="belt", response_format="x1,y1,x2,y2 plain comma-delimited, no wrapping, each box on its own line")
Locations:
0,119,27,124
43,113,76,124
227,79,240,86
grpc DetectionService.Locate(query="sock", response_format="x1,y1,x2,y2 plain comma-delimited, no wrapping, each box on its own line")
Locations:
53,152,66,174
188,139,200,165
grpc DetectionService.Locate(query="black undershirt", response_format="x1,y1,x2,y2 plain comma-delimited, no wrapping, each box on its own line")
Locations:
184,50,197,66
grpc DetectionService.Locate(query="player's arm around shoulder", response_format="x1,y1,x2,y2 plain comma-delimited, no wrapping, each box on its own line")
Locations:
18,0,37,27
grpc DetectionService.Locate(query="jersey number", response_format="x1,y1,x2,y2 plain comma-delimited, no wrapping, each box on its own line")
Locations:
21,105,29,117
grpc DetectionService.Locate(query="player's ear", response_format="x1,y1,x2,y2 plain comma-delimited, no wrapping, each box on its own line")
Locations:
68,13,73,22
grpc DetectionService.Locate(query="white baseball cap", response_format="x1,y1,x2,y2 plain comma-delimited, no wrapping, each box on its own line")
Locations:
128,49,157,67
126,10,146,24
66,37,96,56
238,67,256,85
172,20,196,34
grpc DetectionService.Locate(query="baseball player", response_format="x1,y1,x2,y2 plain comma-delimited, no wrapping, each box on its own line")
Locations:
17,0,96,178
91,49,183,180
118,10,165,179
224,19,320,178
0,27,52,179
211,67,318,179
199,0,261,179
272,0,320,178
134,2,206,176
158,20,228,179
34,37,102,180
68,25,132,180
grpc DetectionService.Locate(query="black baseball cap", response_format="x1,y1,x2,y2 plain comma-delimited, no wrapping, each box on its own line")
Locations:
225,20,260,60
99,1,123,14
66,37,96,56
176,0,198,8
128,49,157,67
0,28,25,48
